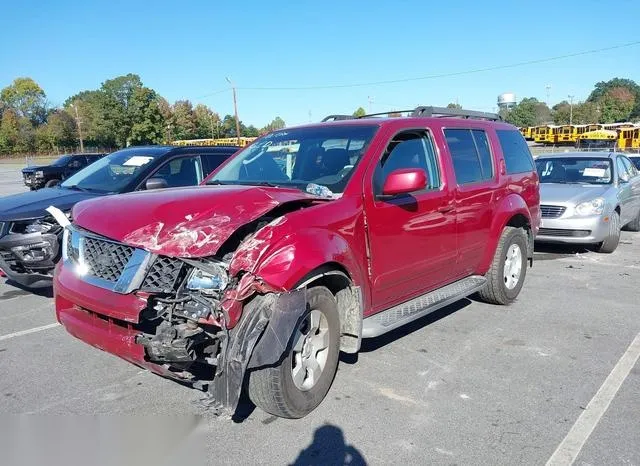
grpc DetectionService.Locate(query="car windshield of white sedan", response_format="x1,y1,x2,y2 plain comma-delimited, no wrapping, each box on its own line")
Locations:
208,125,378,196
536,158,613,185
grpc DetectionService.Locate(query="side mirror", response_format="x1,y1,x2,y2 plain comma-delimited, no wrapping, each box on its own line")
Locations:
380,168,427,197
145,177,169,190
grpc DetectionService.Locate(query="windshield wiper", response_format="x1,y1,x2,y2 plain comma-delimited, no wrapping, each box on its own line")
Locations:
206,180,227,185
65,184,90,192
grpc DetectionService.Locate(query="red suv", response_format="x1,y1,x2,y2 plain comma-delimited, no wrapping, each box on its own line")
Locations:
54,107,540,419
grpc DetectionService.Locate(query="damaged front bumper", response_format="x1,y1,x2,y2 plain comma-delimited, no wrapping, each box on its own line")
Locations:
54,262,307,416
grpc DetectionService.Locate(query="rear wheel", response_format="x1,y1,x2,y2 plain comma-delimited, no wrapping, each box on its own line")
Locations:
45,179,60,188
477,226,528,305
597,211,621,253
248,286,340,418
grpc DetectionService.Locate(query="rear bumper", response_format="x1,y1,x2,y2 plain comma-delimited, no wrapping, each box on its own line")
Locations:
0,232,60,288
54,263,175,379
535,214,610,244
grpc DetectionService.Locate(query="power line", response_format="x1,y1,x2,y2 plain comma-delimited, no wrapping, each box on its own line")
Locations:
232,40,640,91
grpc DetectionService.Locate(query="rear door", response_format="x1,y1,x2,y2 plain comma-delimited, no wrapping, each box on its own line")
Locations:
364,128,457,311
442,127,499,276
616,156,636,224
619,155,640,220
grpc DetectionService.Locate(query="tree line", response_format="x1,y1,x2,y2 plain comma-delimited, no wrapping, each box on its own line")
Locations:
500,78,640,127
0,74,286,155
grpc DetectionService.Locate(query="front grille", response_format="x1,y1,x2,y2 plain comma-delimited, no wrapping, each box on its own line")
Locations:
538,228,591,237
83,237,135,282
141,256,186,292
540,205,566,218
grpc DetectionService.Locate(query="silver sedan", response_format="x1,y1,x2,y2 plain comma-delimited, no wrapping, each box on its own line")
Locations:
535,152,640,253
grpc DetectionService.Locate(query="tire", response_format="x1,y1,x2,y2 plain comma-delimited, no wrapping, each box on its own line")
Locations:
45,179,60,188
624,207,640,232
477,226,528,305
248,286,340,418
597,211,621,253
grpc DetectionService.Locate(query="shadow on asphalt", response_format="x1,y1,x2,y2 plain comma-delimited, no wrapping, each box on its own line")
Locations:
0,280,53,299
290,424,367,465
533,242,591,260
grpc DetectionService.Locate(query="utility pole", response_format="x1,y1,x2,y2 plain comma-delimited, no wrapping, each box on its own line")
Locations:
72,104,84,153
568,95,575,125
210,114,215,139
367,96,374,113
226,77,241,144
545,84,552,105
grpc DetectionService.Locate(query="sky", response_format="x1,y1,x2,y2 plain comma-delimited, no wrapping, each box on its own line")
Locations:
1,0,640,128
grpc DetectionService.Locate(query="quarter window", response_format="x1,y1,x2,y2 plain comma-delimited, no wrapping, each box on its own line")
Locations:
496,129,535,174
373,130,440,194
444,129,494,184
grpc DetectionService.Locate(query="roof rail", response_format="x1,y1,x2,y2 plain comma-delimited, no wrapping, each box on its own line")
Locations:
321,114,354,122
322,106,502,123
410,106,502,121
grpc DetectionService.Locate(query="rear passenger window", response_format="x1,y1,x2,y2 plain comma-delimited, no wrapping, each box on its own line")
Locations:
496,129,535,174
373,130,440,194
444,129,494,184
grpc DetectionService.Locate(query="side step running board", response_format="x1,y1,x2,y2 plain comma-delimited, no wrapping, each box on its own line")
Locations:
361,275,487,338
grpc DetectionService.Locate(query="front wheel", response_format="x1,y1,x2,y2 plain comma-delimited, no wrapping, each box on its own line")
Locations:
596,211,621,253
477,226,528,305
45,179,60,188
248,286,340,418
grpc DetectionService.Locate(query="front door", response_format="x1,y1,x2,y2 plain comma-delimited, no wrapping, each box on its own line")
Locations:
364,129,457,313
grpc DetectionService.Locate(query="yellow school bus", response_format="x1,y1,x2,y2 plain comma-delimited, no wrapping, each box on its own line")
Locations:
576,129,618,149
171,137,257,147
618,128,636,149
556,125,576,144
534,125,557,144
519,127,535,140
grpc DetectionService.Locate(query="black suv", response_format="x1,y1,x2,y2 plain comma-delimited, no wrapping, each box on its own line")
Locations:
22,153,106,190
1,144,238,289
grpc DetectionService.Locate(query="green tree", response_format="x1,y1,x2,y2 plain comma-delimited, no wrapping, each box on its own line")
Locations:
587,78,640,103
262,116,286,133
503,97,551,126
46,110,77,150
129,88,165,145
0,109,19,153
193,104,220,139
172,100,196,140
552,100,571,124
572,102,600,124
352,107,366,117
244,125,260,137
100,74,144,146
447,102,462,109
598,87,635,123
65,90,116,148
0,77,47,124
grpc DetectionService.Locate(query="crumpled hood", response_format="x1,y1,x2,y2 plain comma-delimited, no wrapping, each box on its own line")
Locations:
72,185,320,258
0,187,100,222
540,183,611,205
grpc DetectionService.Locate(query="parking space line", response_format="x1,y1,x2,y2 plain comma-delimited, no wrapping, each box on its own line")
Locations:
0,323,61,341
546,332,640,466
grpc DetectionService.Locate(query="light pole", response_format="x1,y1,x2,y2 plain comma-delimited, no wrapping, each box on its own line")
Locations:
545,84,552,105
209,114,215,139
226,77,242,144
71,103,84,153
568,95,575,125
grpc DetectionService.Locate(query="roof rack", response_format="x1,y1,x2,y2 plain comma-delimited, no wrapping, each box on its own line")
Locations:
322,106,502,122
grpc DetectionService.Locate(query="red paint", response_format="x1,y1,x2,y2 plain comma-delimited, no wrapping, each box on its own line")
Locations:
381,168,427,195
56,115,539,362
72,185,320,258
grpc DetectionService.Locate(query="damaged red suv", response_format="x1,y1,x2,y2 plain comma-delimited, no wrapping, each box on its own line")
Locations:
54,107,540,418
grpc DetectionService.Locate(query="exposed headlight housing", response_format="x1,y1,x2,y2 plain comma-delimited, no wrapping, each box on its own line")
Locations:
186,262,228,294
24,219,56,234
575,198,605,216
35,170,44,178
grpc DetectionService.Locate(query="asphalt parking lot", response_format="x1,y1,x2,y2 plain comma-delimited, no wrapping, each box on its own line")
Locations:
0,163,638,465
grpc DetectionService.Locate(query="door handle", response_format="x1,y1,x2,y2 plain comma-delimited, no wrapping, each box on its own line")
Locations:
437,204,454,213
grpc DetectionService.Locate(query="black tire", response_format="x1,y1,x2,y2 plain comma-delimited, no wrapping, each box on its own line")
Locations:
477,226,528,305
45,179,60,188
597,211,621,253
624,207,640,232
248,286,340,419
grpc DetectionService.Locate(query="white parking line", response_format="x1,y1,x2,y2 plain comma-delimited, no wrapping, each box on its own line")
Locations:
546,332,640,466
0,323,61,342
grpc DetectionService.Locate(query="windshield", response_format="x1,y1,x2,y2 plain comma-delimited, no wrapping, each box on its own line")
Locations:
60,147,170,193
536,158,613,185
52,155,73,167
208,125,378,196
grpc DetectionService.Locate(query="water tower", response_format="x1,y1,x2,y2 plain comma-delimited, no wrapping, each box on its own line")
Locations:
497,92,517,111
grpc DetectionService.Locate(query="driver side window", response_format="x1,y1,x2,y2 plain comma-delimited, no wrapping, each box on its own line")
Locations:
373,130,440,195
617,157,631,182
153,156,204,188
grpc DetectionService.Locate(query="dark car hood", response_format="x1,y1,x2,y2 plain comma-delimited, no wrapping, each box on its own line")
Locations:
0,187,101,221
72,185,321,258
